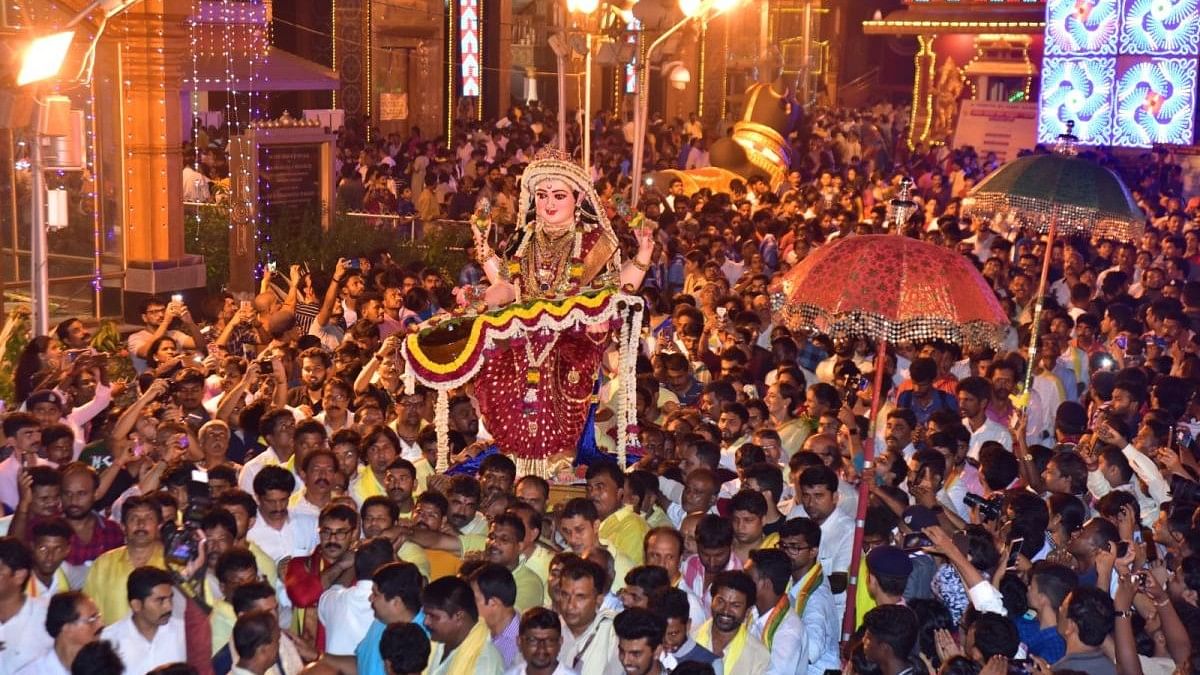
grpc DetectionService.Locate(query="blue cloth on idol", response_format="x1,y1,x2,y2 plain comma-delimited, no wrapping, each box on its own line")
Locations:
446,444,498,476
574,377,642,468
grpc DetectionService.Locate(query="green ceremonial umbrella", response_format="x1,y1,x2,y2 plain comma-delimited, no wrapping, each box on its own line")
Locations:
961,128,1146,403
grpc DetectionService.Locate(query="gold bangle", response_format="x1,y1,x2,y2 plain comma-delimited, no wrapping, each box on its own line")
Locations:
630,257,650,272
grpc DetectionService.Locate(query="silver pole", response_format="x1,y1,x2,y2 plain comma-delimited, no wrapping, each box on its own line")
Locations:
583,33,593,173
557,53,568,151
30,105,49,337
631,14,697,207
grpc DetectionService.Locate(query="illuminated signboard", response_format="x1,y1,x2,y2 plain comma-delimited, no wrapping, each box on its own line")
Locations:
1038,0,1200,146
460,0,481,97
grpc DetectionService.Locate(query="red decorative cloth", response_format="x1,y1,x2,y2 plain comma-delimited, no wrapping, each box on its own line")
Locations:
283,551,339,652
474,328,605,472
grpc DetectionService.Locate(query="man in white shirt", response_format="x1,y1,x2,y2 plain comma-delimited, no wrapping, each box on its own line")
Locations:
745,549,807,675
958,377,1012,460
0,413,54,511
100,566,186,673
0,538,54,673
778,518,840,675
319,537,395,655
556,558,620,675
796,465,853,622
16,590,104,675
246,466,318,564
238,409,302,495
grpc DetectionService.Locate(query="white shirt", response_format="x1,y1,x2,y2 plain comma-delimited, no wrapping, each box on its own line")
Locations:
0,455,54,511
816,509,854,623
749,601,807,675
15,647,69,675
100,613,187,674
317,579,375,655
237,447,302,496
788,576,840,675
0,596,53,673
966,417,1013,461
246,512,319,564
559,611,621,675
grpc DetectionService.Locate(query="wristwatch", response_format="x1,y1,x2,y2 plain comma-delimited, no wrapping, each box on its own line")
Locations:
1114,609,1135,619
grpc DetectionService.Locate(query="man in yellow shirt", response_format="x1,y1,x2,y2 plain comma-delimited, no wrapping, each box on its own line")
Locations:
587,462,649,565
484,514,544,613
84,495,166,625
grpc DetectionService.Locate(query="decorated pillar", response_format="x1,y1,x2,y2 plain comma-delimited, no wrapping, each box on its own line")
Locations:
334,0,368,121
908,33,937,149
117,0,206,309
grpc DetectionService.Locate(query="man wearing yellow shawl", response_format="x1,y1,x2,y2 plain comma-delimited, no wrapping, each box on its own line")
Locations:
694,570,771,675
421,576,505,675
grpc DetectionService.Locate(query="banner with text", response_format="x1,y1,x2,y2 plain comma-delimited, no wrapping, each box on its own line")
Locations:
952,101,1037,163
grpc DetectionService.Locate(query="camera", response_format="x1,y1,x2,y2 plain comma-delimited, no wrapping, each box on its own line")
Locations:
964,492,1003,521
160,469,213,567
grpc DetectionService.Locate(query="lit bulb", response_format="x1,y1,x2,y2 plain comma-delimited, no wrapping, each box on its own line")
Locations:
713,0,738,13
574,0,599,13
679,0,702,17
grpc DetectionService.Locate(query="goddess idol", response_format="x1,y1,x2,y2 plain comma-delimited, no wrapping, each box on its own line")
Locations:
401,148,654,477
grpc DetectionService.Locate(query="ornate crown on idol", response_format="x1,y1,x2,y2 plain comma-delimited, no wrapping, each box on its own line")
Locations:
521,147,593,195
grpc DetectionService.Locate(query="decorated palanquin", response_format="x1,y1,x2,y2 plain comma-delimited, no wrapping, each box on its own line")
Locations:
398,149,654,479
400,289,643,477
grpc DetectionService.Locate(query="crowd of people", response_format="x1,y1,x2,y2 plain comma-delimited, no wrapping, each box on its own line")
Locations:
5,96,1200,675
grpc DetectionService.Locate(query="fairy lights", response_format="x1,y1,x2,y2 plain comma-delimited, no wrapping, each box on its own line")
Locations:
446,0,455,147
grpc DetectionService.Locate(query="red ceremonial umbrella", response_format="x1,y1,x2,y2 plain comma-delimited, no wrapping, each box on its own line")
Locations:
770,233,1008,641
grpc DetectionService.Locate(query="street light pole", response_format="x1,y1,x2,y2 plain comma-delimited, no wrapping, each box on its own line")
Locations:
630,12,702,208
30,106,49,337
583,33,593,173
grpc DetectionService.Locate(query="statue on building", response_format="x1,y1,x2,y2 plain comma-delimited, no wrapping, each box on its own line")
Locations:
930,57,965,143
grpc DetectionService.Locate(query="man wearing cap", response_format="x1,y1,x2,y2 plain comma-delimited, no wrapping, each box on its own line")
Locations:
27,380,111,460
864,546,912,610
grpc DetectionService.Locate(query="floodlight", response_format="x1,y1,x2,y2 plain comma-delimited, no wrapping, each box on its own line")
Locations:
18,31,75,86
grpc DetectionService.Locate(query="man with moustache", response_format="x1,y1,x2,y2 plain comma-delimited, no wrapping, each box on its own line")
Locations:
291,450,339,520
83,494,166,626
504,607,576,675
16,591,103,675
100,566,186,673
282,503,360,652
694,570,770,674
318,537,396,656
382,458,418,517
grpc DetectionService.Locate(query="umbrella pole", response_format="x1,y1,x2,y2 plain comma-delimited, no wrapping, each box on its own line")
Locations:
1018,216,1058,407
841,338,889,643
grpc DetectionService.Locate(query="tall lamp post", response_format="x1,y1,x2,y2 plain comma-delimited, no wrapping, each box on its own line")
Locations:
18,0,144,336
630,0,738,208
565,0,599,172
